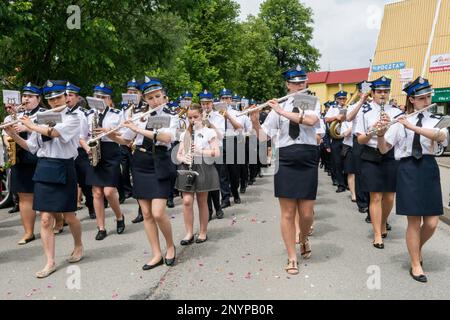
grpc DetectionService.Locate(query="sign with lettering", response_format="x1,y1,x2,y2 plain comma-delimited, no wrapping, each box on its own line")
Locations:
372,62,406,72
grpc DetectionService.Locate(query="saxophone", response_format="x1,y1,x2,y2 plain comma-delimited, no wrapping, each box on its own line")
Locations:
89,110,101,166
5,101,19,167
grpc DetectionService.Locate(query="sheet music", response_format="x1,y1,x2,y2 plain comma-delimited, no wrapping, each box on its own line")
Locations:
122,94,139,105
36,112,63,125
2,90,21,105
146,115,171,130
434,116,450,129
86,97,107,111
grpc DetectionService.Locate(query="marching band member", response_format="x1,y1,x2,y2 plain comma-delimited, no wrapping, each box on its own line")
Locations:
346,82,371,218
4,80,83,278
325,91,348,193
377,77,448,283
86,83,126,241
6,83,46,245
250,65,321,275
65,82,96,219
176,103,220,244
220,88,244,207
248,99,261,185
200,90,226,220
355,76,402,249
108,77,177,270
340,120,356,202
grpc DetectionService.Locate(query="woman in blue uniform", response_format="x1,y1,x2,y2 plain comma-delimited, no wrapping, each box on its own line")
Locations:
86,83,126,241
176,103,220,244
377,77,448,283
5,83,45,245
5,80,83,278
355,76,402,249
109,77,177,270
250,66,321,275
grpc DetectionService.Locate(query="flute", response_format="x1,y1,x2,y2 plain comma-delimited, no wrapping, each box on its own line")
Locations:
0,104,68,129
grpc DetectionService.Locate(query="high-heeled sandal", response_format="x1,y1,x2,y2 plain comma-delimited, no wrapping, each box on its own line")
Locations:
285,260,299,275
300,240,312,259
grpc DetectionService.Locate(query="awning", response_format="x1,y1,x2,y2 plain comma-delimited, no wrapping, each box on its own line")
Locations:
433,87,450,103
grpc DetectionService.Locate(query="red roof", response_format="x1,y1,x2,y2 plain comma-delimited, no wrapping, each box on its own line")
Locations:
307,68,369,85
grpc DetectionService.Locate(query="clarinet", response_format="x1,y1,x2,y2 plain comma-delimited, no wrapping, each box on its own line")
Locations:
184,129,197,190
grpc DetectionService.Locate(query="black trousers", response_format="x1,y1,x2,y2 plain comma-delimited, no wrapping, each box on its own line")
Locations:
331,139,345,187
74,148,93,211
208,164,222,211
118,146,132,199
352,136,369,209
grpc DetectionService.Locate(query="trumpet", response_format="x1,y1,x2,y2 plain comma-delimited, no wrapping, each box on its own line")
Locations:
87,103,166,147
367,103,437,136
236,88,309,117
0,104,67,129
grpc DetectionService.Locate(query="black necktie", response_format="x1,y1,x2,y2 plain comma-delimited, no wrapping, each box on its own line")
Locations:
289,107,300,140
412,113,424,159
98,111,106,128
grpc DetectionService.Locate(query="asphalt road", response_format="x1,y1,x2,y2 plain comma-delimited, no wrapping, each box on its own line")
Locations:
1,167,450,300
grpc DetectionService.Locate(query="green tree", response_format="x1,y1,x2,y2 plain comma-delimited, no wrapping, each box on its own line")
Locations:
260,0,320,72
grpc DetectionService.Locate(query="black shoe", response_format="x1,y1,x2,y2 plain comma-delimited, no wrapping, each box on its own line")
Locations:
332,181,338,186
165,247,176,266
216,209,224,219
88,209,96,219
410,268,427,283
234,198,241,204
336,186,346,193
142,257,164,271
373,242,384,249
221,201,231,209
365,214,371,223
116,216,125,234
95,229,107,241
196,235,208,244
180,236,195,246
167,199,175,208
132,211,143,223
8,204,19,214
358,207,369,214
382,233,388,239
240,187,246,194
386,223,392,231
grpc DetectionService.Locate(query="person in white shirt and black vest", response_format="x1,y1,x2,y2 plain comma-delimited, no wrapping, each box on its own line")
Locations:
4,80,84,278
377,77,448,283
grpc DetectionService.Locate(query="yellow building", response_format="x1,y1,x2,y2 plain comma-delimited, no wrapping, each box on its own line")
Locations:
371,0,450,114
307,68,369,107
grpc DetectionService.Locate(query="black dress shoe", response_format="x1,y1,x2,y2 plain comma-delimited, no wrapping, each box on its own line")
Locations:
88,209,96,219
216,209,224,219
132,212,143,223
358,207,369,214
196,236,208,244
336,186,346,193
167,199,175,208
221,201,231,209
410,268,427,283
95,229,107,241
234,198,241,204
116,217,125,234
382,233,388,239
373,242,384,249
332,181,338,186
240,187,246,194
365,214,371,223
142,257,164,271
386,223,392,231
165,247,176,266
8,204,19,214
180,236,195,246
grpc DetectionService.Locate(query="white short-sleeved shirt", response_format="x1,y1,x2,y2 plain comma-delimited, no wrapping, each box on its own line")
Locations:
26,107,80,159
316,118,326,140
86,106,125,143
324,104,343,119
261,96,321,148
341,121,353,147
384,111,449,160
355,102,402,148
180,126,217,151
68,105,89,143
347,102,370,135
224,107,243,137
122,106,178,149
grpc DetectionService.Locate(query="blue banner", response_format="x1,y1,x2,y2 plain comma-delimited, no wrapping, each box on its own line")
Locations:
372,62,406,72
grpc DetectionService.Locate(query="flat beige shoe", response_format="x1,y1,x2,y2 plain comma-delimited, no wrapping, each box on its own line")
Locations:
35,266,57,279
68,247,84,263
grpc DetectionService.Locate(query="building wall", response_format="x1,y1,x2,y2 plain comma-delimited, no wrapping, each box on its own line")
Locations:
371,0,450,105
309,83,361,107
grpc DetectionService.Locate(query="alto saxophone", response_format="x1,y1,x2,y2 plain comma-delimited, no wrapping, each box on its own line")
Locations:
89,110,101,166
5,102,19,167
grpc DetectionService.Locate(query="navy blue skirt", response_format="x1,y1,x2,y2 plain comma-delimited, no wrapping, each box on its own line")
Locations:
11,163,36,194
131,148,171,200
86,142,121,187
360,147,399,193
343,145,355,174
33,158,77,213
274,144,319,200
396,156,443,216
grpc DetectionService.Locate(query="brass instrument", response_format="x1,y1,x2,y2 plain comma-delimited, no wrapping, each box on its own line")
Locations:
367,103,437,136
178,106,188,119
88,110,101,167
5,101,20,167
